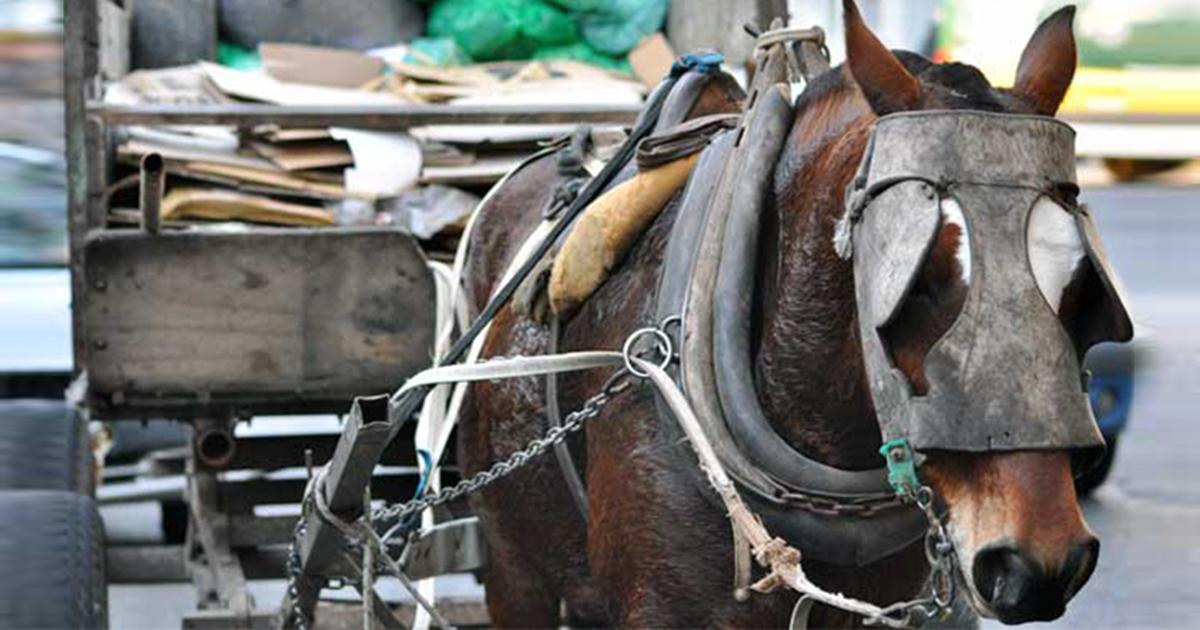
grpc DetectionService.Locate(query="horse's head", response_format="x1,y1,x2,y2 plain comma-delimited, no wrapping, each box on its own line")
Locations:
836,1,1131,623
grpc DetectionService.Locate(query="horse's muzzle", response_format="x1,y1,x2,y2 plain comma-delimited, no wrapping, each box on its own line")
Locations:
972,536,1099,624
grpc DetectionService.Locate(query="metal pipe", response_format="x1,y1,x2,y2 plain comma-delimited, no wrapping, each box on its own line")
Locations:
139,152,164,234
90,102,642,129
194,425,236,469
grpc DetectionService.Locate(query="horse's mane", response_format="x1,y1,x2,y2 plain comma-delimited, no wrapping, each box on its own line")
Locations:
797,49,1012,114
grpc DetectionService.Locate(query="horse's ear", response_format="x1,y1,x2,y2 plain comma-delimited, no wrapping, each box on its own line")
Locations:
1013,5,1077,116
842,0,921,115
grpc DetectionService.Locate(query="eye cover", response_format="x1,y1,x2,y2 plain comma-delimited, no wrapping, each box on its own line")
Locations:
852,180,943,328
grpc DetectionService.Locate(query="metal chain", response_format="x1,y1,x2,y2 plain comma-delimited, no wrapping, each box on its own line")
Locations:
371,369,632,528
865,486,959,627
283,517,310,630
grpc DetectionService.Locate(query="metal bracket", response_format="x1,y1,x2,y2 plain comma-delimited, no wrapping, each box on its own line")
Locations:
399,517,488,581
880,438,921,499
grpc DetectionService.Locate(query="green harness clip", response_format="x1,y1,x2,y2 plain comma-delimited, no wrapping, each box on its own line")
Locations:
880,438,921,499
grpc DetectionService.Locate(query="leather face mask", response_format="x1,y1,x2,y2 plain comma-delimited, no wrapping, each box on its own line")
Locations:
839,111,1132,459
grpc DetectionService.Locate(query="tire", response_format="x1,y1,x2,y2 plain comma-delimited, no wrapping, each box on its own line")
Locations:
1076,436,1118,497
0,400,93,495
0,490,108,629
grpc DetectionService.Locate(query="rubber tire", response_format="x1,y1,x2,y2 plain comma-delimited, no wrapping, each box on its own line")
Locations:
0,400,93,495
0,490,108,629
1076,436,1118,497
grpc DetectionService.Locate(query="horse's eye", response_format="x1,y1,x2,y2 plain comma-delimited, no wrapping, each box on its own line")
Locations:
876,197,972,395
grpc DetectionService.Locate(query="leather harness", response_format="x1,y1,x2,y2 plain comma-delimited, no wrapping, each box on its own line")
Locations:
547,40,927,567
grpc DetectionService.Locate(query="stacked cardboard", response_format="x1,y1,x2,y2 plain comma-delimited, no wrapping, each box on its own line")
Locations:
102,42,654,245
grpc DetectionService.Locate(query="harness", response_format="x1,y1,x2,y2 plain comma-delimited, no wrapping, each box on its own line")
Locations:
294,21,1129,630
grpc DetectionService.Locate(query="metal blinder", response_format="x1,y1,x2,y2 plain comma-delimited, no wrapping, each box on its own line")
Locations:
841,111,1133,466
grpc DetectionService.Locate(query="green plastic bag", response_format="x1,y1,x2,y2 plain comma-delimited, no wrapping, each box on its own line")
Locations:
428,0,579,62
545,0,668,55
406,37,473,66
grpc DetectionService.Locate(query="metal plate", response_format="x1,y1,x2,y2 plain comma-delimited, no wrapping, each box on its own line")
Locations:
81,226,434,417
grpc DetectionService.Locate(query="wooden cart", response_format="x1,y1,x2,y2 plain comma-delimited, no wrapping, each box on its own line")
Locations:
63,1,639,626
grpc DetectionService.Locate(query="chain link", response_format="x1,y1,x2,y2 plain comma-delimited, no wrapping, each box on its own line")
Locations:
372,369,632,529
864,486,959,627
283,518,310,630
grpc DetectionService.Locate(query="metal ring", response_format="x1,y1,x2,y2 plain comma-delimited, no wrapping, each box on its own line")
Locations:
622,326,673,378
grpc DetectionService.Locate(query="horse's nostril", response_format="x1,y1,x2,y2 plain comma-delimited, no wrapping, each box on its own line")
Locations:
973,544,1026,608
972,543,1066,624
1062,536,1100,602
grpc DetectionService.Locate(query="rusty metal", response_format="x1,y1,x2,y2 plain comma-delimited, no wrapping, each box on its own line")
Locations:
139,152,164,234
194,424,235,469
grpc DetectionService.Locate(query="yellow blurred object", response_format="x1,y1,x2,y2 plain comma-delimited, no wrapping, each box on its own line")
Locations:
1060,67,1200,117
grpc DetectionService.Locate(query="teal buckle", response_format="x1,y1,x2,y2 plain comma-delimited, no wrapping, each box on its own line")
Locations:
880,438,920,499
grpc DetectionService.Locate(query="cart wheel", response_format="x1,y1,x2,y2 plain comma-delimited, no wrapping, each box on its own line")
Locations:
1075,436,1119,497
0,400,93,495
0,490,108,629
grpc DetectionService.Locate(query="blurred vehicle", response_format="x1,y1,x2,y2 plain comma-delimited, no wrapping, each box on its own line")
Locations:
935,0,1200,177
1078,343,1135,495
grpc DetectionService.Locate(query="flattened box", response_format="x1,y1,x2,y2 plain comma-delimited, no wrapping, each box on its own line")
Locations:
81,227,434,418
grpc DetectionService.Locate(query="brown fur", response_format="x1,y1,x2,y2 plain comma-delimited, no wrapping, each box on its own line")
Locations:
457,5,1094,626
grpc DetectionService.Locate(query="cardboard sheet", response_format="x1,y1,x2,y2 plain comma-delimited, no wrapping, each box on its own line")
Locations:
250,140,354,171
260,43,386,89
200,62,405,106
160,188,335,226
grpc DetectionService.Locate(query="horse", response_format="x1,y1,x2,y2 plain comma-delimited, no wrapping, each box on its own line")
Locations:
457,2,1100,626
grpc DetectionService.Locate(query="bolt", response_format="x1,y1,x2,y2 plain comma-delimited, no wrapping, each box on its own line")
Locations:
93,279,107,291
93,339,108,350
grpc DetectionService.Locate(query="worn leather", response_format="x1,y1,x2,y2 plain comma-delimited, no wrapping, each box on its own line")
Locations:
549,152,700,318
847,111,1128,459
654,51,925,566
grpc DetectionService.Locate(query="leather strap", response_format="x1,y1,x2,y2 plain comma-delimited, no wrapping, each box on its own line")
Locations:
547,315,590,520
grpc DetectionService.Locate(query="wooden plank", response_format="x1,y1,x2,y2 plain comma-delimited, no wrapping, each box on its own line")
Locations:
81,227,434,408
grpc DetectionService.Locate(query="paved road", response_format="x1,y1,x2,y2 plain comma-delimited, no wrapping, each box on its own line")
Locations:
107,182,1200,628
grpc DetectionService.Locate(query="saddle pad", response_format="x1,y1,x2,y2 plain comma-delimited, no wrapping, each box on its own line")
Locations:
548,151,700,318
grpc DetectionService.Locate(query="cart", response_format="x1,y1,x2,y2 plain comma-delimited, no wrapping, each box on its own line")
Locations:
48,1,641,627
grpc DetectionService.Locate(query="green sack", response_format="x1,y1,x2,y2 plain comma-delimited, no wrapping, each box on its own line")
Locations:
406,37,473,66
575,0,668,56
428,0,579,62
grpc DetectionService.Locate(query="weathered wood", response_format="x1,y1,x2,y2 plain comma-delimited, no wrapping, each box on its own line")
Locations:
81,227,434,417
65,0,100,377
88,102,641,128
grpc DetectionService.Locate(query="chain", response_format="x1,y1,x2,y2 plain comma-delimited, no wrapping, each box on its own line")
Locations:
371,369,632,528
283,517,310,630
775,489,910,518
281,359,634,629
864,485,958,628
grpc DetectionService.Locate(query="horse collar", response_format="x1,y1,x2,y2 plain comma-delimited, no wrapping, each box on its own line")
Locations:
652,71,926,567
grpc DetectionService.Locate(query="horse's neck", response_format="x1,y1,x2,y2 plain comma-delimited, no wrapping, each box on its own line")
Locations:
753,93,884,470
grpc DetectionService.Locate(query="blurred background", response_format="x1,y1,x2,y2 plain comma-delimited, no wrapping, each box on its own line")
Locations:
0,0,1196,628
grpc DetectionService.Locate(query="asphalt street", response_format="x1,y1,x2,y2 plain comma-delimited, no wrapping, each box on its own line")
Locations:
107,181,1200,629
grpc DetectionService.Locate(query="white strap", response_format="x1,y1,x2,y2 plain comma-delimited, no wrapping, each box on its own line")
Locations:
393,352,623,403
631,358,906,627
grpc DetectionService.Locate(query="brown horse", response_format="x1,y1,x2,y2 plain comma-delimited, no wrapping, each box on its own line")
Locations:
458,2,1098,626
